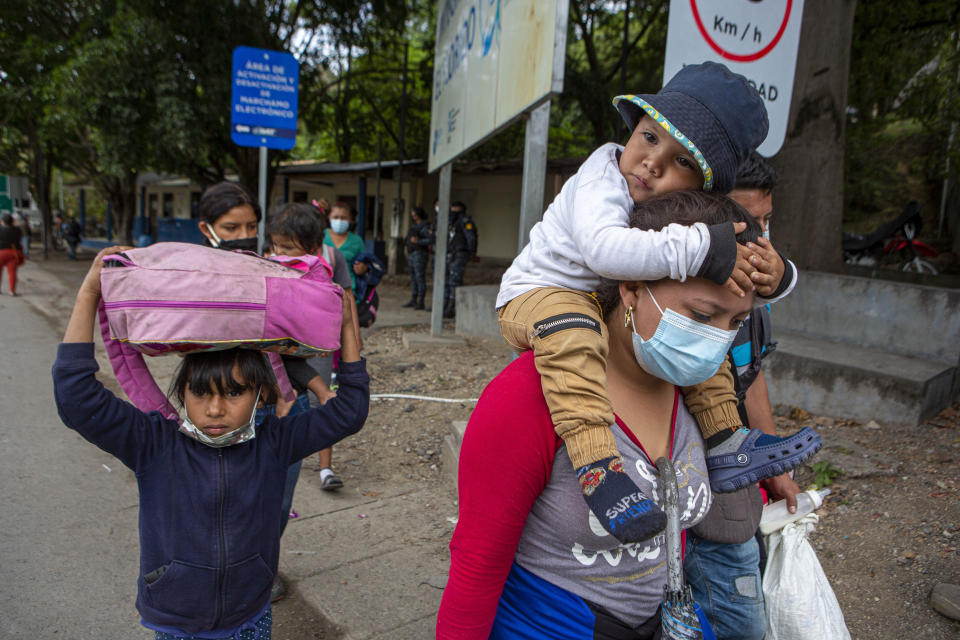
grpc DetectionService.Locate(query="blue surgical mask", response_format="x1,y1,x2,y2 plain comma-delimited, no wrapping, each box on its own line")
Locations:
630,287,738,387
330,219,350,234
762,228,770,242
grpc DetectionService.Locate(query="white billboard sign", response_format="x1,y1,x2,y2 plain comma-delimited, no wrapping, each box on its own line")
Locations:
428,0,567,173
664,0,805,157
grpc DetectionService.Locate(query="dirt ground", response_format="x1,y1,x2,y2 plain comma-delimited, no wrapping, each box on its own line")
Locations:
20,251,960,638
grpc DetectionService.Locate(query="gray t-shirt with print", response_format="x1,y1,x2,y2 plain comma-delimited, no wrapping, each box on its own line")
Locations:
514,402,711,627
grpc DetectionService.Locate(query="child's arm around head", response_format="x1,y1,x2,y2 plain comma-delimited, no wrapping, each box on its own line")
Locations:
338,285,361,363
54,246,169,472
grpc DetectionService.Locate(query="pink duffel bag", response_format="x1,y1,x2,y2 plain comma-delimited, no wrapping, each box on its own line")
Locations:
98,242,342,420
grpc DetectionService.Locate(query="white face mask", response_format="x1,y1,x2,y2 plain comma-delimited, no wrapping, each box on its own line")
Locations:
330,219,350,234
762,228,770,242
179,389,260,448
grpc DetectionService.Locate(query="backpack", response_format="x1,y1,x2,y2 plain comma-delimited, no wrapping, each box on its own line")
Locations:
98,242,342,420
355,288,379,328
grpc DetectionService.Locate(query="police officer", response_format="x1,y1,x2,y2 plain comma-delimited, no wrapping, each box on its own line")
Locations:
443,201,477,319
404,205,434,310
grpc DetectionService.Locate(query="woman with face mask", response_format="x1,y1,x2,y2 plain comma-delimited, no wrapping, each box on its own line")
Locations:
437,191,764,640
324,202,366,290
197,182,261,251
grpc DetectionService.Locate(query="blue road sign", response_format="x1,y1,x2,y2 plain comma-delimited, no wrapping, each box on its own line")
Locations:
230,46,299,150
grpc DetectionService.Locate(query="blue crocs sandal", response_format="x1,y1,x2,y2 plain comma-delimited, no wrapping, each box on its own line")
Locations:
706,427,822,493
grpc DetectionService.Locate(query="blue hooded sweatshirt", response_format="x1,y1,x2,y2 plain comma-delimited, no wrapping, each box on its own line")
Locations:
52,343,369,634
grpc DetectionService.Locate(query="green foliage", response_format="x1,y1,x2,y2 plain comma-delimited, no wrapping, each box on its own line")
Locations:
3,0,955,252
844,119,941,232
296,1,670,165
297,1,433,163
561,1,669,150
845,2,960,241
811,461,842,488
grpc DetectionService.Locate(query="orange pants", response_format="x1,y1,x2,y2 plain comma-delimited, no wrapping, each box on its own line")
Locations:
0,249,19,294
498,287,742,468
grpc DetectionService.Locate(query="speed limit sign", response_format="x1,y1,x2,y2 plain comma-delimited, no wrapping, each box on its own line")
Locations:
664,0,805,156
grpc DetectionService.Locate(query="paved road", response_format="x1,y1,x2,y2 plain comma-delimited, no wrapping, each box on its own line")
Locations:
0,291,144,638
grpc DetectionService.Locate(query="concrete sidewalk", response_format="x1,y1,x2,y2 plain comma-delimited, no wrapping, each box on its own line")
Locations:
278,283,459,640
14,254,461,639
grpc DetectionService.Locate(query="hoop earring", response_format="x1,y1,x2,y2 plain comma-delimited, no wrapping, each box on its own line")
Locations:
624,306,633,328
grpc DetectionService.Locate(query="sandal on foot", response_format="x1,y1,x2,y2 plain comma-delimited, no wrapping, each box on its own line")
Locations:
706,427,822,493
321,473,343,491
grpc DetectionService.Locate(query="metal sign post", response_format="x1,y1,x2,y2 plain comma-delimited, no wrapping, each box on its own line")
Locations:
230,46,299,251
258,146,268,248
430,164,452,336
517,100,551,252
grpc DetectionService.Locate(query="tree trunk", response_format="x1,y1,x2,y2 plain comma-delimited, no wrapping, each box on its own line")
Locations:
99,172,139,245
27,134,53,259
769,0,857,273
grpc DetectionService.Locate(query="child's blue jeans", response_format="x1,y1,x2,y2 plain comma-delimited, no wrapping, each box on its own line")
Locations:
683,533,766,640
255,394,310,534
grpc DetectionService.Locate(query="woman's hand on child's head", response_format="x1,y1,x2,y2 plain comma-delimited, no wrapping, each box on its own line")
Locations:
746,237,785,297
79,245,133,299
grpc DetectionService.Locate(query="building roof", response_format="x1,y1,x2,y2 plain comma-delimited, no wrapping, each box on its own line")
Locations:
278,159,424,175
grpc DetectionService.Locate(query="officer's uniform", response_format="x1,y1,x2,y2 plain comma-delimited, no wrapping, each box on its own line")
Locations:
444,210,477,316
406,220,434,308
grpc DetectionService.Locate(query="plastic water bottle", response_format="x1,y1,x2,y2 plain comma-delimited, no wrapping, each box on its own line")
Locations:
759,488,831,535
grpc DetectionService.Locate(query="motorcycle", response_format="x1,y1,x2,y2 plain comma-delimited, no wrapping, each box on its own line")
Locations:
842,201,938,274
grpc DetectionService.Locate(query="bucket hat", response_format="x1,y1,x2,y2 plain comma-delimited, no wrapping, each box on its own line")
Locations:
613,62,769,194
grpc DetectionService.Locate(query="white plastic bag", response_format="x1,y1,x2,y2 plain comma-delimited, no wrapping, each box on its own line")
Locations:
762,514,851,640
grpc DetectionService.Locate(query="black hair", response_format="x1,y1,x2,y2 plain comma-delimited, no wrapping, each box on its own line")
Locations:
330,201,354,219
412,206,427,222
269,203,324,253
198,181,262,225
1,214,12,226
451,201,466,211
596,191,762,317
170,349,278,408
734,152,779,193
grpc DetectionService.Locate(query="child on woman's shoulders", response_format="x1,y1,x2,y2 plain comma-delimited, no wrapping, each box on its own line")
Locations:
497,61,820,545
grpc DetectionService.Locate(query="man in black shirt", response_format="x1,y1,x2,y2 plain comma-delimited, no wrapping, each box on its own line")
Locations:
443,201,477,318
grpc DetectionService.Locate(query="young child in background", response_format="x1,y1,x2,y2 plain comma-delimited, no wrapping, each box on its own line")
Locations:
497,61,819,544
270,202,358,490
52,246,368,638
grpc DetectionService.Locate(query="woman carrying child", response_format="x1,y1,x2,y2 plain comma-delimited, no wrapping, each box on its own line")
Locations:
439,191,760,638
52,245,368,638
495,62,819,545
269,202,360,493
